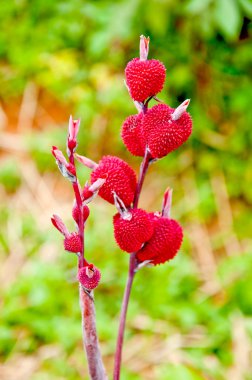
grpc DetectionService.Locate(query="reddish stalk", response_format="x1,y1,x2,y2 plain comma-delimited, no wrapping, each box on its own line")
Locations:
113,149,151,380
71,152,107,380
79,286,108,380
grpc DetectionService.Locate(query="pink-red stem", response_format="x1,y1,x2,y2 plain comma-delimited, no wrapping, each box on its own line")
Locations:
79,286,108,380
113,150,151,380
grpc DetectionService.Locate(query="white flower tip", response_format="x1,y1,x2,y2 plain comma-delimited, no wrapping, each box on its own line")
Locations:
172,99,191,121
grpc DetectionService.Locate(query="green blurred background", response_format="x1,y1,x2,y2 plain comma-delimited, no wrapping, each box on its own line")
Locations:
0,0,252,379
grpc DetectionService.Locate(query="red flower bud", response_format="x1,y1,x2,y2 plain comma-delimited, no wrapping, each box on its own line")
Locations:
136,214,183,265
90,156,137,206
51,214,69,236
52,146,76,180
121,113,145,157
78,264,101,290
72,204,90,224
141,103,192,159
125,58,166,102
67,115,80,153
113,209,154,253
64,232,82,253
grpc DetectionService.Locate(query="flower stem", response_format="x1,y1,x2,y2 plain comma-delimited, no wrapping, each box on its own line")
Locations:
133,149,151,208
113,150,151,380
79,286,108,380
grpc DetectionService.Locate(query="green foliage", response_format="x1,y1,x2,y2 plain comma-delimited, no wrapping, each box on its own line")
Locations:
0,0,251,379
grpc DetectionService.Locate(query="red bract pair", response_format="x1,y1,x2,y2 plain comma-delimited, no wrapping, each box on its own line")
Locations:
122,101,192,158
51,35,193,379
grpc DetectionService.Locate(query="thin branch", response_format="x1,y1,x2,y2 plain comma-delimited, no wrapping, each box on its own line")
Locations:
79,286,108,380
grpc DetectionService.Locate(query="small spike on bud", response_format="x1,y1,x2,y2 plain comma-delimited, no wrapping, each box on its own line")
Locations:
139,35,150,61
113,192,132,220
51,214,69,236
75,154,98,170
162,188,173,218
89,177,106,193
171,99,190,121
81,177,106,204
64,232,82,253
78,264,101,290
133,101,145,113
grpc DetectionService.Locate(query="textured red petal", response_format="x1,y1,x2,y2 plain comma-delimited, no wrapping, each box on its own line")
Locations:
78,265,101,290
125,58,166,102
141,104,192,158
113,209,154,253
90,156,137,206
121,113,145,157
64,232,82,253
136,215,183,265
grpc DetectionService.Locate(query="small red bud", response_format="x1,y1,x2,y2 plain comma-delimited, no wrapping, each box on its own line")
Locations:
67,115,80,153
72,204,90,224
78,264,101,290
51,214,69,236
64,232,82,253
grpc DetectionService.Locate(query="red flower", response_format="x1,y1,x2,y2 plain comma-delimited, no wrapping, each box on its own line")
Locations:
113,208,154,253
136,213,183,265
125,58,166,102
78,264,101,290
64,232,82,253
121,113,145,157
141,103,192,158
90,156,137,206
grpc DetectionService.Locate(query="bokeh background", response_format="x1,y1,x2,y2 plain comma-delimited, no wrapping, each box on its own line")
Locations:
0,0,252,379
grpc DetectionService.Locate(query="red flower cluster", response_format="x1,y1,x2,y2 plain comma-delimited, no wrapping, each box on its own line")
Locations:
74,36,190,266
121,100,192,159
51,36,192,295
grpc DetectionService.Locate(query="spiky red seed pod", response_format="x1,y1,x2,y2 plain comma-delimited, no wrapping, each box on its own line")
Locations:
64,232,82,253
121,113,145,157
125,58,166,102
72,204,90,224
90,156,137,206
136,214,183,265
113,209,154,253
141,104,192,158
78,264,101,290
